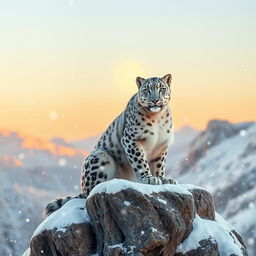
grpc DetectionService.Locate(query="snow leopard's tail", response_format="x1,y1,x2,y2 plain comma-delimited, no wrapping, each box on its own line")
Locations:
44,193,86,217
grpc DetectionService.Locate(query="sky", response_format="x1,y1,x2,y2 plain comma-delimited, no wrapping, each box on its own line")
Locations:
0,0,255,140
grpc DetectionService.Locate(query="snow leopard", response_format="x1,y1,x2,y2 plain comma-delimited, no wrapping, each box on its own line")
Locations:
45,74,177,216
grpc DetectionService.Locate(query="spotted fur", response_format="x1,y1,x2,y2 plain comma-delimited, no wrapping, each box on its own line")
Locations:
45,74,177,216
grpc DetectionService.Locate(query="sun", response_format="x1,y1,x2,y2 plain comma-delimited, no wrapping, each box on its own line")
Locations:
114,60,146,93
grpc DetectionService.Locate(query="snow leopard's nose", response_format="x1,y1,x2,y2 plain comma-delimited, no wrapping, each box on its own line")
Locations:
151,99,159,104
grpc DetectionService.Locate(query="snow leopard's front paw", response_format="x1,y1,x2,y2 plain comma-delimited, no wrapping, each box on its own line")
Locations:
160,177,178,185
139,175,162,185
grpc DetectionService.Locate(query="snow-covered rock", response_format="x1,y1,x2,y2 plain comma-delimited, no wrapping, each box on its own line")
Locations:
29,199,95,256
26,179,247,256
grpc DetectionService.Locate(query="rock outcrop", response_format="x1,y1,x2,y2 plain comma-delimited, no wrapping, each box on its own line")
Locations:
25,179,247,256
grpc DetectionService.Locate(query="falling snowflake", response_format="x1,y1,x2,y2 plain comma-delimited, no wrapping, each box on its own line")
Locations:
18,153,25,159
183,116,189,122
25,218,30,223
68,0,74,6
58,158,66,167
49,112,58,120
25,99,31,104
247,237,255,245
239,129,246,137
120,209,127,216
73,185,79,191
248,202,255,209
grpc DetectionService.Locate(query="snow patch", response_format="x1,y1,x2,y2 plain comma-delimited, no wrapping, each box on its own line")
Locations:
108,243,124,249
150,227,168,240
179,183,208,192
33,198,90,237
177,213,243,255
57,227,67,233
157,198,167,205
108,243,136,254
123,200,131,206
88,179,192,198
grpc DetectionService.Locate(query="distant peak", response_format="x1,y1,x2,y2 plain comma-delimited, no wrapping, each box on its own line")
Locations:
177,125,198,132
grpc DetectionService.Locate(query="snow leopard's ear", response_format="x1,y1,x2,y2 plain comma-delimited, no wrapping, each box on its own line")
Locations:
136,77,145,89
161,74,172,87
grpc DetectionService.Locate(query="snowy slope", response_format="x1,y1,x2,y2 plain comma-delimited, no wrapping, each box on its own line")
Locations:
172,121,256,255
0,184,55,256
0,165,82,256
166,126,199,176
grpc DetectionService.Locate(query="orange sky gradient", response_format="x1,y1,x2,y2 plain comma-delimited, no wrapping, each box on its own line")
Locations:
0,0,255,140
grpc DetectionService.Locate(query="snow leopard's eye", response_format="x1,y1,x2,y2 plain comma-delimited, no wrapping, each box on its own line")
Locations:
160,88,166,93
143,88,150,94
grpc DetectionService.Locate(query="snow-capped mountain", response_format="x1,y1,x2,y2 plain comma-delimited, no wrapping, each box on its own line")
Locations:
170,120,256,255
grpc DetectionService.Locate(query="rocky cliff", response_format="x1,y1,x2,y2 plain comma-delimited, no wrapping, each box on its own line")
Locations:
24,179,247,256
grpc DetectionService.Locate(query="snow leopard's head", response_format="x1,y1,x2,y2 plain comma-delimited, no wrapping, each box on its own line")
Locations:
136,74,172,113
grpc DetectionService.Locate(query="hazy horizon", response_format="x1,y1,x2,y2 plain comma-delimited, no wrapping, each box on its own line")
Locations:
1,122,200,142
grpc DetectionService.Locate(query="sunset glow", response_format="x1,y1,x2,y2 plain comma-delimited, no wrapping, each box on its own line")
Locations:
0,0,255,140
20,133,87,157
